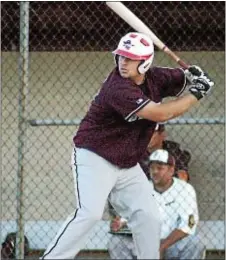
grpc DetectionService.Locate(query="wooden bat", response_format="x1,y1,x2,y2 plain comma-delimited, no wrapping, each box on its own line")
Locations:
106,1,189,69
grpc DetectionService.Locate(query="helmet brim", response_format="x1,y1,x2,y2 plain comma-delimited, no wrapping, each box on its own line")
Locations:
113,49,152,61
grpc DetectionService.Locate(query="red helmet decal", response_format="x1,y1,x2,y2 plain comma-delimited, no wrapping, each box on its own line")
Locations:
129,33,138,38
140,38,150,46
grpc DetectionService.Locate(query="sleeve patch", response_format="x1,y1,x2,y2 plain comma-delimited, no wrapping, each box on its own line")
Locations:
136,98,144,105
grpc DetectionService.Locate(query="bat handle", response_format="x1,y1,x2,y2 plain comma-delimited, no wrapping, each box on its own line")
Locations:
177,59,189,69
162,45,189,69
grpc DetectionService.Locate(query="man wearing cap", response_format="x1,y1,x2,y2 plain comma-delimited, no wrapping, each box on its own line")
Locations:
140,124,191,182
107,149,205,260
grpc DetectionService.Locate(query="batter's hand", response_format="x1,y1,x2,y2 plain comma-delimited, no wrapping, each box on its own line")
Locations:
184,65,204,84
189,75,214,100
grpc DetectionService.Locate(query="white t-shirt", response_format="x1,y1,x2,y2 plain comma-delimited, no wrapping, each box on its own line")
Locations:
150,177,199,240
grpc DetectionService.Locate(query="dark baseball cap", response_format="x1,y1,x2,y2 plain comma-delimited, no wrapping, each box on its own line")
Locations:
149,149,175,166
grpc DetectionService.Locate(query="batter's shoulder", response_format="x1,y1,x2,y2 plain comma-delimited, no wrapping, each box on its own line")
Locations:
147,66,185,90
146,66,165,80
148,66,183,75
99,69,133,102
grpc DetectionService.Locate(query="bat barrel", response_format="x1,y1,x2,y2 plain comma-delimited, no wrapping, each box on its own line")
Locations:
106,1,189,69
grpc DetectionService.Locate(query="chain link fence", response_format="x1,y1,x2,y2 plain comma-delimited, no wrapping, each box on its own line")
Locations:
1,1,225,259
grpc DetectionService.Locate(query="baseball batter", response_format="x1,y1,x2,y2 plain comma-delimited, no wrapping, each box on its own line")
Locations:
108,149,205,260
41,32,214,259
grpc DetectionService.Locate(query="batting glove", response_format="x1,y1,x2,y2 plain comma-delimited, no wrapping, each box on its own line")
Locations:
189,76,214,100
184,65,205,85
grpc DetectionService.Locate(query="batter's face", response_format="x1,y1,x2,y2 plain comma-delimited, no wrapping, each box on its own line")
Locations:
118,55,145,84
149,162,174,186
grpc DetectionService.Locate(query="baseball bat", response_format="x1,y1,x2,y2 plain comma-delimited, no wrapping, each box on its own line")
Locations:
106,2,189,69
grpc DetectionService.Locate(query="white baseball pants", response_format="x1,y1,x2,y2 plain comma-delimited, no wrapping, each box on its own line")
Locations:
41,148,160,259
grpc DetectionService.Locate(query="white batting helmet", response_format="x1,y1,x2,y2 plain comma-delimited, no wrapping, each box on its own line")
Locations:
113,32,154,74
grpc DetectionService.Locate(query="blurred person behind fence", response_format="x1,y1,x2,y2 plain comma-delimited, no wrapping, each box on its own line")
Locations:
140,123,191,182
1,232,30,260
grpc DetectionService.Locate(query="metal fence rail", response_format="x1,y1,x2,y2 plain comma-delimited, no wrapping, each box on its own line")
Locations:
1,1,225,259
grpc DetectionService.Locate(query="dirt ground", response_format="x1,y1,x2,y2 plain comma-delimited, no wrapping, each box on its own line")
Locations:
24,249,225,260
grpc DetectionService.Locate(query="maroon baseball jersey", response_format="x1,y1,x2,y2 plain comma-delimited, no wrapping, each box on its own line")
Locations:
74,67,186,168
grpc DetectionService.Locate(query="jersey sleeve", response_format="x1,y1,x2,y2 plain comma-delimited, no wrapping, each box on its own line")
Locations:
152,67,187,98
177,184,199,235
107,83,151,122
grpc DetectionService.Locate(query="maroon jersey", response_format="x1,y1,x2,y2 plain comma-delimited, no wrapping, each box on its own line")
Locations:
74,67,186,168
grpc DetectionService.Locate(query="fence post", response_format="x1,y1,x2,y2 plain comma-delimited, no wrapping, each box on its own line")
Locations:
16,2,29,259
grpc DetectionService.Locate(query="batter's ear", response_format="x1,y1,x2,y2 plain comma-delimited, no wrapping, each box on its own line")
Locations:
137,60,145,74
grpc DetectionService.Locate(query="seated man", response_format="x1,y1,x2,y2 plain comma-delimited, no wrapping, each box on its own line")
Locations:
108,149,205,260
